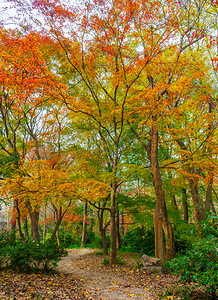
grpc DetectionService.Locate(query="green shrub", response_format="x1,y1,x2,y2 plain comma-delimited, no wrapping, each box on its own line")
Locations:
4,239,34,271
0,229,15,246
199,214,218,239
122,226,155,256
86,232,110,249
31,240,67,271
85,231,96,245
58,231,77,247
169,239,218,299
0,230,67,272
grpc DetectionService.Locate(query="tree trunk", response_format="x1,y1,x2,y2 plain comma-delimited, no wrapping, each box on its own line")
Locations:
81,201,88,247
23,217,29,239
10,200,16,233
110,187,117,264
29,210,40,240
120,212,125,236
188,176,203,225
171,194,178,211
56,229,61,247
148,120,175,264
50,207,63,242
26,200,40,240
43,204,47,244
97,202,109,256
101,227,109,255
204,170,214,215
182,188,189,222
204,99,216,216
116,209,121,249
15,199,25,240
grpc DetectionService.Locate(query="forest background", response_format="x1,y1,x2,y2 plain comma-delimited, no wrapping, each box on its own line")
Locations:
0,0,217,282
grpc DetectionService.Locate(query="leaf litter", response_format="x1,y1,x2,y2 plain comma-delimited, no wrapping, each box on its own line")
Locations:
0,249,213,299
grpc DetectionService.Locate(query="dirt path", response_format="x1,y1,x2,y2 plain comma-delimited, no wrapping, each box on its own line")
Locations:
56,249,155,300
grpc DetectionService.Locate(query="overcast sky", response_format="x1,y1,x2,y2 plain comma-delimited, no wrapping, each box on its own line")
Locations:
0,0,20,28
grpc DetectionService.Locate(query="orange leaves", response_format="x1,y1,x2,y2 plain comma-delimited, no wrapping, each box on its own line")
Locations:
0,29,57,108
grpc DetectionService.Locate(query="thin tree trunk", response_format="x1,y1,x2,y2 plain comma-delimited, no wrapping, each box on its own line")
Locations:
204,171,213,214
110,187,117,264
81,201,88,247
97,200,109,256
171,194,178,211
175,139,204,229
23,217,29,239
56,229,61,247
116,209,121,249
182,188,189,222
15,199,25,240
43,204,47,244
50,207,63,242
101,227,109,255
204,99,216,216
10,200,16,234
120,212,125,236
188,176,203,226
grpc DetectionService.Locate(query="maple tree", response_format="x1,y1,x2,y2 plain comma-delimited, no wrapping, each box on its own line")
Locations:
0,0,216,268
12,0,185,264
0,26,65,240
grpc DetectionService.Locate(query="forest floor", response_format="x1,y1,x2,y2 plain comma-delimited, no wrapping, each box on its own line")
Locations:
0,248,211,299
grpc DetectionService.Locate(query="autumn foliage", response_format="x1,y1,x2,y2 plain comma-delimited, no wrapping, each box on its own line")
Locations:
0,0,217,268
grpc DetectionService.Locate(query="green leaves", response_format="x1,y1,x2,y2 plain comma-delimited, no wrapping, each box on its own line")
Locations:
0,230,67,272
169,238,218,298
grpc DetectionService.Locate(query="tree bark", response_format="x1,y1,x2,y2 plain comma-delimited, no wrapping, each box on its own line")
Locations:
43,204,47,244
23,217,29,239
29,210,40,240
116,209,121,249
188,175,203,225
204,170,214,215
15,199,25,240
182,188,189,222
26,201,40,240
110,187,117,264
81,201,88,247
56,229,61,247
50,207,63,242
97,199,109,256
171,194,178,211
148,120,175,264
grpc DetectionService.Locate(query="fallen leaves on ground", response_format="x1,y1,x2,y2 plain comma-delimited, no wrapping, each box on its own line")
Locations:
0,250,215,299
0,270,86,299
71,251,214,299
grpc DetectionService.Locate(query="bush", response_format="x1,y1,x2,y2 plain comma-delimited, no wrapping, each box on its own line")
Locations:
0,229,15,246
0,230,67,272
169,239,218,299
199,214,218,239
122,226,155,256
58,231,78,247
86,232,110,249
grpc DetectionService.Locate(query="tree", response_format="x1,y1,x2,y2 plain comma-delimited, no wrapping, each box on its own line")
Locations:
4,0,217,264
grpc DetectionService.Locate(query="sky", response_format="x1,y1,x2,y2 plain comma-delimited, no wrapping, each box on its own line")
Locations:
0,0,20,28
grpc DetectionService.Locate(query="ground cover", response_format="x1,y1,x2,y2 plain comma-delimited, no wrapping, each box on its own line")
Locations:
0,249,214,299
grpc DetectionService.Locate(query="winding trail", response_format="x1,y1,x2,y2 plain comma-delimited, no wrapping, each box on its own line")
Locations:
56,249,154,300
